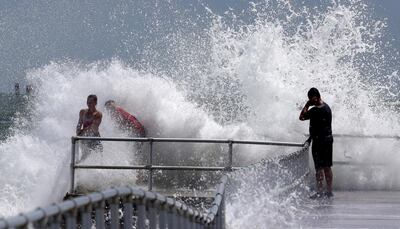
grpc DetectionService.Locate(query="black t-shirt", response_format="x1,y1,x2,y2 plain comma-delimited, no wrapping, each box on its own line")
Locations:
303,103,332,138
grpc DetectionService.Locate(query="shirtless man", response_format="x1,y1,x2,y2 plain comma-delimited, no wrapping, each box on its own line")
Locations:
76,94,103,160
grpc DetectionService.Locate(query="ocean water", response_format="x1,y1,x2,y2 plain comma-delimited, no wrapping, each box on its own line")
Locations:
0,0,399,227
0,94,30,140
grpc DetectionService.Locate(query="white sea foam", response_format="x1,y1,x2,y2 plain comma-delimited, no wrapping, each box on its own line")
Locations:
0,0,399,227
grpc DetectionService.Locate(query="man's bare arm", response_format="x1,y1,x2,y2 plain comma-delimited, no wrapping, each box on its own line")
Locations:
299,101,311,121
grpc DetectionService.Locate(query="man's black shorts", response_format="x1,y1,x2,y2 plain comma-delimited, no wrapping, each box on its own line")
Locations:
312,135,333,170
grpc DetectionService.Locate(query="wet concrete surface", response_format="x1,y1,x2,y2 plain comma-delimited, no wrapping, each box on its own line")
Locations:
298,191,400,228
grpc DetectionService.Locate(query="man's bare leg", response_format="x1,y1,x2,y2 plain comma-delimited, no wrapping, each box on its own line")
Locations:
316,169,324,193
324,167,333,194
309,169,325,199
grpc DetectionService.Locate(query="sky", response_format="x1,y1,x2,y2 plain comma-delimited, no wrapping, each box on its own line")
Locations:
0,0,399,93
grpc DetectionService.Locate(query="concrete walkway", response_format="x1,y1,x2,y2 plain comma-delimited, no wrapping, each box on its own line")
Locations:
298,191,400,228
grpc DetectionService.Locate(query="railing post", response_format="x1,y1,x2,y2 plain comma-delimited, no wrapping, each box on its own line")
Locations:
227,139,233,171
123,195,134,228
137,199,146,229
159,207,167,229
110,196,119,229
95,200,106,229
81,204,92,229
70,137,77,194
149,202,157,229
148,138,154,191
220,197,225,229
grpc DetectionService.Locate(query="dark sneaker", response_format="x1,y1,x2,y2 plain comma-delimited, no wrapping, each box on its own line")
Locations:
325,192,334,198
309,192,323,199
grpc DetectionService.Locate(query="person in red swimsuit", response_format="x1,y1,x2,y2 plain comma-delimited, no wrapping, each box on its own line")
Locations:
76,94,103,160
105,100,145,137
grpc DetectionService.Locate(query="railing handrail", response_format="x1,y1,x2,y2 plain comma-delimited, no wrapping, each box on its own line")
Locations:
70,136,305,194
302,133,400,139
333,134,400,139
0,176,229,228
72,136,305,147
74,165,243,171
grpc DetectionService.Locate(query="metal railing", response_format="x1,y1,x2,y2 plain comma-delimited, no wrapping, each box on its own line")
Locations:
0,176,228,229
4,133,398,228
331,133,400,165
0,137,308,229
333,134,400,139
70,136,304,193
226,142,310,199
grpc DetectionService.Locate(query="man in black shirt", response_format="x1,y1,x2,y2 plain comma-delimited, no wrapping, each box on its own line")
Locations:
299,88,334,198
